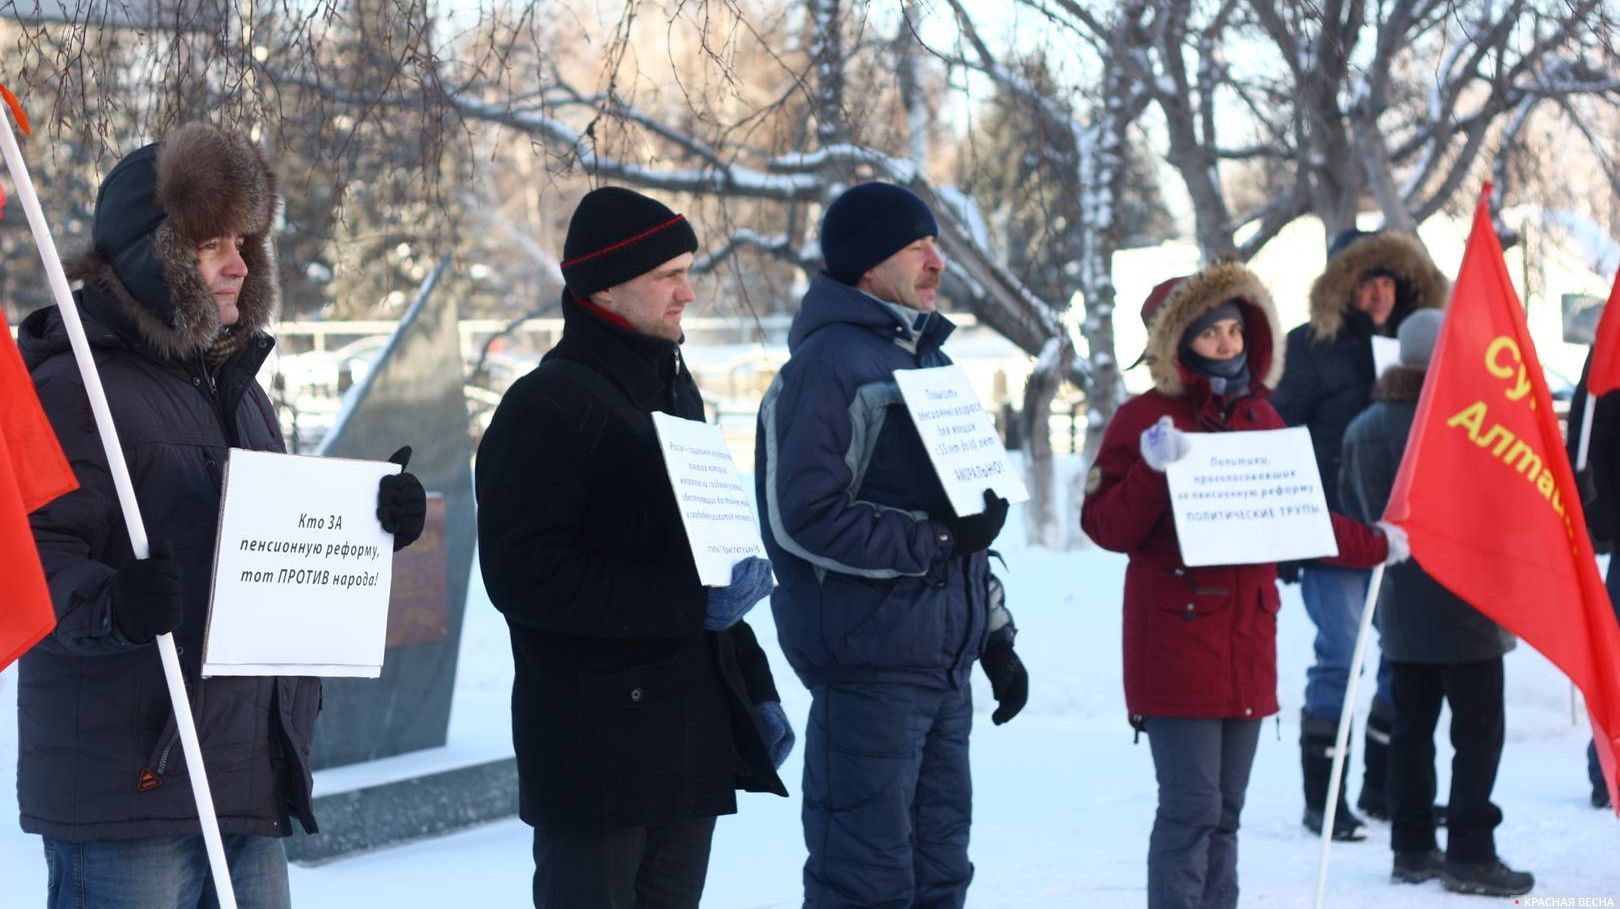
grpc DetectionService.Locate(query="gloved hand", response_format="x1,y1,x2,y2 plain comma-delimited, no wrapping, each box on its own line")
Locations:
979,641,1029,725
949,489,1010,554
112,540,183,643
1139,415,1191,472
1376,520,1410,566
754,701,796,770
1276,560,1303,585
377,446,427,552
706,556,774,631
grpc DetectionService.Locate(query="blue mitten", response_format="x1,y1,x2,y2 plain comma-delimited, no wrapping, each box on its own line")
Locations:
705,556,774,631
754,701,796,769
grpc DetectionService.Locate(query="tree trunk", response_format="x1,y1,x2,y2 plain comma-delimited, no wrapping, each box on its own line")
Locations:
1020,339,1065,548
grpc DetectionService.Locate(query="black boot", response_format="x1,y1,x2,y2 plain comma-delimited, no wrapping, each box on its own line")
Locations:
1301,710,1368,841
1442,859,1535,897
1358,702,1393,821
1391,849,1444,884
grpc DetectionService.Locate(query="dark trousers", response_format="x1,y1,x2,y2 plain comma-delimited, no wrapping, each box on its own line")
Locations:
802,682,974,909
1143,717,1262,909
1389,658,1505,863
531,816,716,909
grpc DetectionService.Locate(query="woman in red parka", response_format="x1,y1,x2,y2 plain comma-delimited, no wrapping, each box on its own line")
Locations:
1080,262,1406,909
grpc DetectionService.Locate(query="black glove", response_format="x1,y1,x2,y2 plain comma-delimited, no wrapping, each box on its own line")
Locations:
1276,560,1303,585
979,641,1028,725
949,489,1010,555
377,446,427,551
112,540,183,643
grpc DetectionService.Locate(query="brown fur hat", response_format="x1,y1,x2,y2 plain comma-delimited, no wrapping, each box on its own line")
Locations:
1307,232,1448,343
1143,260,1285,398
64,122,280,360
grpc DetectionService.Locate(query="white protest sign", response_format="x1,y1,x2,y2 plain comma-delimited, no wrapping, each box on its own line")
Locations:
1165,426,1339,567
1372,335,1401,378
202,449,398,678
652,411,770,587
893,365,1030,517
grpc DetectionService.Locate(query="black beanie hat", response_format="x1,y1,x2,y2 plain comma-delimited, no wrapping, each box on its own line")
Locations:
819,182,939,285
561,187,700,296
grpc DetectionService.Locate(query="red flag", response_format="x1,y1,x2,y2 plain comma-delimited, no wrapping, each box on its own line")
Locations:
1385,185,1620,811
1588,269,1620,396
1,310,76,670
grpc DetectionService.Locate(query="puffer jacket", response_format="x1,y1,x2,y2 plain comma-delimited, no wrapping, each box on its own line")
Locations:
1340,364,1517,664
17,126,320,841
1082,263,1388,719
1271,232,1448,512
756,273,1005,692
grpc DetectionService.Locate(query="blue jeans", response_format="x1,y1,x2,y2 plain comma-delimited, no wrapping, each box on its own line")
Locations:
1301,564,1392,722
42,834,291,909
802,682,973,909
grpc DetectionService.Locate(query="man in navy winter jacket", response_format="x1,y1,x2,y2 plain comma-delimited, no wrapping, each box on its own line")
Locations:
755,181,1029,908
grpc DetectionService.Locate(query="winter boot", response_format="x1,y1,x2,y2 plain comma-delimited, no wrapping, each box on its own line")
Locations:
1391,850,1444,885
1357,701,1393,821
1442,859,1535,897
1301,710,1368,841
1593,780,1611,809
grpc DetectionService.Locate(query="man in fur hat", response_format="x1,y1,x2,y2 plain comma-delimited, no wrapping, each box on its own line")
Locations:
476,186,792,909
18,122,426,907
1270,228,1448,840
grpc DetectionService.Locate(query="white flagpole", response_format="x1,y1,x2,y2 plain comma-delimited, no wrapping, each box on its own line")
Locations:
1577,392,1597,472
1313,563,1386,909
0,102,239,909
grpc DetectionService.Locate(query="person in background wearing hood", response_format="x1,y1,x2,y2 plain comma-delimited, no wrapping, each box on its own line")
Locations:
756,181,1028,908
477,186,791,909
1081,262,1405,909
1339,308,1532,898
19,123,426,908
1270,229,1449,839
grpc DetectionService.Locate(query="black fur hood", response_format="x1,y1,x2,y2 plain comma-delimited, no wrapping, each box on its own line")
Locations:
62,122,279,361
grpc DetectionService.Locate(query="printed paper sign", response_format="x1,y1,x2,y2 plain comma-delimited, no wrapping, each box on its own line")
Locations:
1165,426,1339,567
1372,335,1401,378
203,449,399,678
893,365,1030,516
652,412,770,587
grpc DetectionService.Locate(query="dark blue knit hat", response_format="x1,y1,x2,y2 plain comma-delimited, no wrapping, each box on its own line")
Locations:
819,182,939,285
561,187,699,296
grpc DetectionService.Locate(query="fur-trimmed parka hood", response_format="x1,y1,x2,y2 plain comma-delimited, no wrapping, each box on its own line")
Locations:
1308,232,1448,343
1144,260,1284,398
1372,363,1427,403
62,122,279,361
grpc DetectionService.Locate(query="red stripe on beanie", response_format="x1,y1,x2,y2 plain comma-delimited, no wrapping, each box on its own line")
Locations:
560,215,690,268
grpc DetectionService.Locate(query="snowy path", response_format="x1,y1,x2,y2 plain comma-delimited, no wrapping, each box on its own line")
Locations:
4,542,1616,906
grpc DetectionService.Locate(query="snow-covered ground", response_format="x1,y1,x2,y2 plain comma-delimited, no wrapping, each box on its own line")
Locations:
3,501,1616,906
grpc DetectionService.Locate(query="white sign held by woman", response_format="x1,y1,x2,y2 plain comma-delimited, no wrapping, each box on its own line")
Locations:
1165,427,1339,566
893,365,1029,516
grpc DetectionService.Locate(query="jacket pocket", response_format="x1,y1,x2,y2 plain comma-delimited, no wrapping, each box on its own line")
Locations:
825,576,942,668
576,652,691,775
1150,566,1233,622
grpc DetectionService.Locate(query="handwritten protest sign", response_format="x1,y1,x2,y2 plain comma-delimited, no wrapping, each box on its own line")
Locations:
202,449,398,678
1165,426,1338,567
893,365,1029,517
652,412,770,587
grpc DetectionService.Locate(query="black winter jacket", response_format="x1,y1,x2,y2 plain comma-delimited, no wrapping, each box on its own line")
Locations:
476,294,787,829
18,285,320,841
1339,365,1516,663
1272,232,1448,513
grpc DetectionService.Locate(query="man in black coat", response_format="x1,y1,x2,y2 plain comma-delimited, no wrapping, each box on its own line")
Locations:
1340,309,1533,897
476,186,792,909
20,123,425,908
1271,228,1448,838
